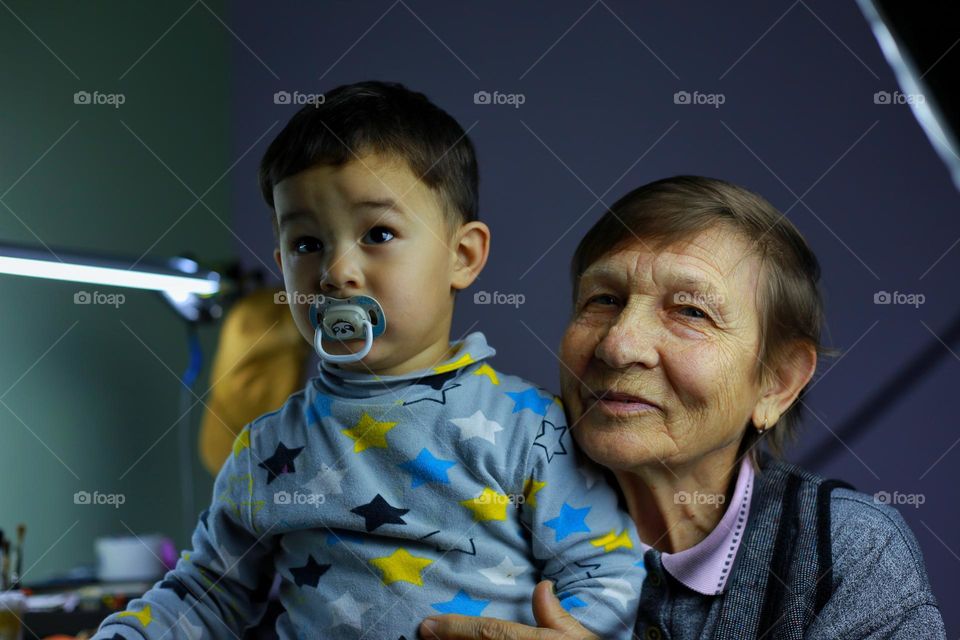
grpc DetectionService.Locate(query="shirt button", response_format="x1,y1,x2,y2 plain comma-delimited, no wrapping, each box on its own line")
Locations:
648,572,662,587
644,627,663,640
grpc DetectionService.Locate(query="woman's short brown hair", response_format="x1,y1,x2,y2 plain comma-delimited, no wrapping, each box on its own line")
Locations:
570,175,835,470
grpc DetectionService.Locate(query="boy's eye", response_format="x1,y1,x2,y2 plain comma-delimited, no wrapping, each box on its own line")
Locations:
291,236,322,254
363,226,395,245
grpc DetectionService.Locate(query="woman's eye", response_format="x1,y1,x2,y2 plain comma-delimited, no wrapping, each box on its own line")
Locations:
363,226,395,244
291,237,322,254
585,294,618,307
678,306,708,320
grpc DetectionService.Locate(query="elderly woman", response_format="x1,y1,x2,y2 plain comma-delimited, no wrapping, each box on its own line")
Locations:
421,176,945,639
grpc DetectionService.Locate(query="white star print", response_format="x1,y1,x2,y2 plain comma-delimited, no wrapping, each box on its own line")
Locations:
597,576,635,609
478,556,529,586
305,462,346,496
176,614,203,640
579,462,600,489
327,592,372,630
450,410,504,445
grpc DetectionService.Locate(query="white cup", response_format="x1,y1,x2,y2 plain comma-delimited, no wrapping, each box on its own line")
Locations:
95,534,169,582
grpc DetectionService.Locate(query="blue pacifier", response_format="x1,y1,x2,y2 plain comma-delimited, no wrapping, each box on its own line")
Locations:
308,294,387,363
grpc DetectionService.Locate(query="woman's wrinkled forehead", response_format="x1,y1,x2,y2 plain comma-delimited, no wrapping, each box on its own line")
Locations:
578,231,763,307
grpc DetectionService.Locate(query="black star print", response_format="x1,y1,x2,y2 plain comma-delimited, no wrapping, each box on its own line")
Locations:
160,577,191,600
419,530,478,556
544,559,601,579
350,494,409,532
258,441,305,484
404,370,462,406
290,554,331,588
533,418,568,462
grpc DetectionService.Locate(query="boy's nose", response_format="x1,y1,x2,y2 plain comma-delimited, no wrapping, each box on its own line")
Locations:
319,249,363,295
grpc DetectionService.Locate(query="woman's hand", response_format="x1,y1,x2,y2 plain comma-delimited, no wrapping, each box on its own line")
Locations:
418,580,601,639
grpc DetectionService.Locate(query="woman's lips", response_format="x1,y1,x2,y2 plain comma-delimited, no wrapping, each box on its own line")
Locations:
587,390,660,416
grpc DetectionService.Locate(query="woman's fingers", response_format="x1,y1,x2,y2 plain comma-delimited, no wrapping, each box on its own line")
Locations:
419,614,554,640
531,580,600,639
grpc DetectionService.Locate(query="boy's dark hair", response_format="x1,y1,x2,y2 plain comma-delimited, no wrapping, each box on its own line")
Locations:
259,81,478,237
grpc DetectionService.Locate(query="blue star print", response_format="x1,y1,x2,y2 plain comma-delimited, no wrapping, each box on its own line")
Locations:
399,448,456,488
544,503,592,541
506,388,553,416
432,590,490,616
558,593,588,611
306,393,333,424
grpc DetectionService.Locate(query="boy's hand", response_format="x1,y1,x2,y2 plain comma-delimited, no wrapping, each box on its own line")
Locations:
418,580,602,640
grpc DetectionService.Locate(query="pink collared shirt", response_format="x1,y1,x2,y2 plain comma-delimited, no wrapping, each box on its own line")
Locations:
638,456,754,595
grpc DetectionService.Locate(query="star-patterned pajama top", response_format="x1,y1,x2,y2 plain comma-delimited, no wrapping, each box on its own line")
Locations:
93,331,647,640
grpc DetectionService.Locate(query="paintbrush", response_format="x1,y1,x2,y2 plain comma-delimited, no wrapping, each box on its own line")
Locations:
1,539,9,590
11,524,25,589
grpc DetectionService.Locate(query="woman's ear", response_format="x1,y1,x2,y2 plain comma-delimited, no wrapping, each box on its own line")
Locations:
752,341,817,428
450,221,491,291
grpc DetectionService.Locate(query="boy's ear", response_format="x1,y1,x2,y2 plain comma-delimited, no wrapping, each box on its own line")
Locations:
450,221,490,291
273,248,283,274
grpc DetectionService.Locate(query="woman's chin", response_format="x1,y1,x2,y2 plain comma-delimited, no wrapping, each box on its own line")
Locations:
572,416,673,470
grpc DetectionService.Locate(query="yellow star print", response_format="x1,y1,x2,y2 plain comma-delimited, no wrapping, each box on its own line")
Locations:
369,548,433,586
473,363,499,385
522,477,547,507
433,352,475,374
341,412,398,453
461,487,510,521
591,529,634,552
232,428,250,457
118,605,153,627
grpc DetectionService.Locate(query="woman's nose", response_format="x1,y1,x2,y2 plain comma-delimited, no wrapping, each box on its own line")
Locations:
594,310,660,370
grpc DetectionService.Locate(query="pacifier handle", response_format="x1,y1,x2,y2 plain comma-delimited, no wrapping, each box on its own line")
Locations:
314,320,375,363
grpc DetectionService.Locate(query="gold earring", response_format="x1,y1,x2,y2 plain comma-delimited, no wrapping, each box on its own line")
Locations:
757,416,769,433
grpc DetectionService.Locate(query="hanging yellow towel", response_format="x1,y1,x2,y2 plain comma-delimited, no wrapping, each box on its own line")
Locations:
199,288,311,476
